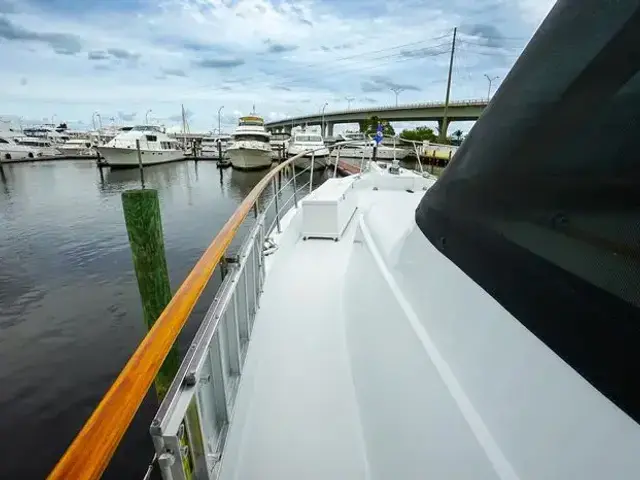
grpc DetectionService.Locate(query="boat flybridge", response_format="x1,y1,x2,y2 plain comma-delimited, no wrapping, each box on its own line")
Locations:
49,2,640,479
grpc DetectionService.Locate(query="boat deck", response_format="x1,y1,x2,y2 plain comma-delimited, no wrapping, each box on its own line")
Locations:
219,211,370,479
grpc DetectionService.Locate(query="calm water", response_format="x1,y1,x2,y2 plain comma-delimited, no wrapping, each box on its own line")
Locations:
0,159,327,479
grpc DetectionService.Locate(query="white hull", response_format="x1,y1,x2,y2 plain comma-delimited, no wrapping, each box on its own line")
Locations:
335,145,409,161
1,148,35,161
227,147,272,170
97,147,184,168
35,147,63,157
58,147,96,157
200,149,223,159
289,154,328,171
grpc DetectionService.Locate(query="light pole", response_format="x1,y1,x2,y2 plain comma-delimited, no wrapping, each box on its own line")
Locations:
217,106,224,135
321,102,328,137
145,109,152,124
390,87,405,106
484,74,500,101
345,96,355,110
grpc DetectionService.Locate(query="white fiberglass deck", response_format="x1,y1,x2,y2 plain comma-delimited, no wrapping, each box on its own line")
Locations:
217,166,640,480
220,208,369,479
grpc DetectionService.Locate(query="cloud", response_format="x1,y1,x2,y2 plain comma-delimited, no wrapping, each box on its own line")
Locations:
87,50,109,60
193,58,244,69
265,39,298,54
361,76,421,93
168,108,194,123
182,41,216,52
106,48,140,61
162,68,187,77
461,23,505,47
0,16,82,55
0,0,16,14
361,81,386,93
400,45,450,58
0,0,538,131
118,111,137,122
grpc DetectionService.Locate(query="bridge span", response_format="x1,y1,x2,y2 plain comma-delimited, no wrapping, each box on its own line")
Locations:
265,99,487,138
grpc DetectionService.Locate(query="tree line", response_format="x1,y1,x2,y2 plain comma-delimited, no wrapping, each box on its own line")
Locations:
357,115,464,145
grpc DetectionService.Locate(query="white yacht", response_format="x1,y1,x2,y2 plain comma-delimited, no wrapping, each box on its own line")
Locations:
22,125,68,145
97,125,184,168
226,115,272,170
336,131,410,160
287,130,329,170
0,134,37,161
58,138,95,157
14,137,62,157
201,135,231,159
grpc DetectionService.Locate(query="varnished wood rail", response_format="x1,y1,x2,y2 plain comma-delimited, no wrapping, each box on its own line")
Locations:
48,143,353,480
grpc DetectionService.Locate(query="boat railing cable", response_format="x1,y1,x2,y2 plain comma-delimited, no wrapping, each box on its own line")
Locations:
47,140,358,480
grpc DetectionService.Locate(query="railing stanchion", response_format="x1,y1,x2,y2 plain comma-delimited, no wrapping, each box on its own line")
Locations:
272,177,281,233
334,146,340,178
309,152,315,194
291,160,298,208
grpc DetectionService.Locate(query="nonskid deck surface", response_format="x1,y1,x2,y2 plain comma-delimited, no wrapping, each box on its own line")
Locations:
217,184,499,480
219,214,370,479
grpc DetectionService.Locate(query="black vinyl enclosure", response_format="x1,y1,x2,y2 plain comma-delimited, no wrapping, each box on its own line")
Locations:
416,0,640,423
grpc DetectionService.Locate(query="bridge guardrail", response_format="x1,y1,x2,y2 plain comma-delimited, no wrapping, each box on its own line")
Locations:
265,99,488,125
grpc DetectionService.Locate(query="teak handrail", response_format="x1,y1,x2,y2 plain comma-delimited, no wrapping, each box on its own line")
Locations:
47,152,308,480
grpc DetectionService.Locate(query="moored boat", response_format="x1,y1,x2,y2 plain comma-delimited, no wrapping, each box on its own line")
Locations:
226,115,272,170
287,130,329,170
97,125,184,168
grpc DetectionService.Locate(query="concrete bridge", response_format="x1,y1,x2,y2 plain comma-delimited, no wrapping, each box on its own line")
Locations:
265,99,487,138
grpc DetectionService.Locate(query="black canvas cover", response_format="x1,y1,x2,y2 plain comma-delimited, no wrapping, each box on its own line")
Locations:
416,0,640,423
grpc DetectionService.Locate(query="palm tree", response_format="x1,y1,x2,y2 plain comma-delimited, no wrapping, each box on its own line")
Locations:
452,129,464,145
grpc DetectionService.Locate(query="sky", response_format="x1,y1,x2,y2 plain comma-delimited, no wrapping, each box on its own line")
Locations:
0,0,556,133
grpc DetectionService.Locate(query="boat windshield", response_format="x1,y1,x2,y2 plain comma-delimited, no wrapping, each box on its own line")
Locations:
130,125,162,132
294,135,323,143
239,116,264,127
234,134,269,142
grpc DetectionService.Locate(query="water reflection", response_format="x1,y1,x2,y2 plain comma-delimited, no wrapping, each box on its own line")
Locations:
0,158,329,479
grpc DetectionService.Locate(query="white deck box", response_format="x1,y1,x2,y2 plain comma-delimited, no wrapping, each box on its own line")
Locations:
301,177,357,240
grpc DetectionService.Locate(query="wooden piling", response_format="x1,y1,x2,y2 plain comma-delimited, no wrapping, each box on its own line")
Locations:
121,189,179,400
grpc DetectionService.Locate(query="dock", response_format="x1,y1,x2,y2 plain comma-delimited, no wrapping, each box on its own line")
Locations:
330,158,361,176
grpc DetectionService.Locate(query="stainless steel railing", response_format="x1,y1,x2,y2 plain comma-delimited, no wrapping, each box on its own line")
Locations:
149,142,359,480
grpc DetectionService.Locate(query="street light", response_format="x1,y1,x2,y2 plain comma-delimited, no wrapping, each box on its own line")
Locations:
145,109,153,124
218,106,224,135
390,87,405,106
321,102,328,137
484,74,500,101
345,96,355,110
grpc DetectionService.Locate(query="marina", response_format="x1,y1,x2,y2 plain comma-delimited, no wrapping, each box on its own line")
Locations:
1,1,639,479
